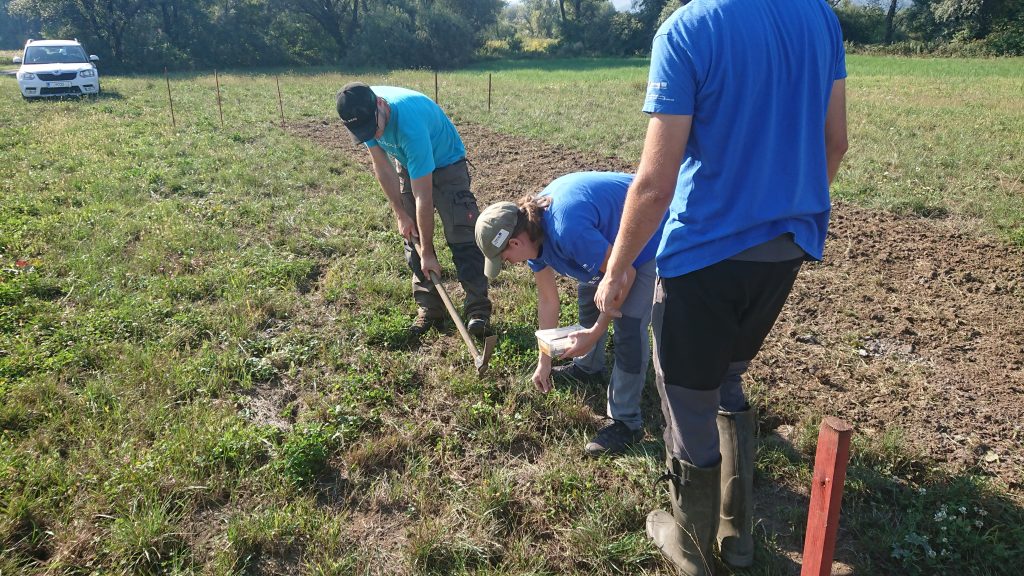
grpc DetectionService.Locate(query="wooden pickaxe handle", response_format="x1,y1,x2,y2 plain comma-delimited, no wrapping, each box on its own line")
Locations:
429,271,482,359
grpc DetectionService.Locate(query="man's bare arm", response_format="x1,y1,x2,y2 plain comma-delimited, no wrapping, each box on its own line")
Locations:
368,146,415,239
824,79,848,185
596,114,691,312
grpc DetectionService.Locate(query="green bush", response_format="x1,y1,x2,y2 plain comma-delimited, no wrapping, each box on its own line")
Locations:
521,37,559,56
346,6,419,70
835,3,888,45
415,5,478,69
983,21,1024,55
478,39,514,59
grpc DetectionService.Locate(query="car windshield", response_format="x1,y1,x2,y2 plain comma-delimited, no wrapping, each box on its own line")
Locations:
24,45,88,64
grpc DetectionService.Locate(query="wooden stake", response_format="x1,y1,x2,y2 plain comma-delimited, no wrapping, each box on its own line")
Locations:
276,75,285,127
488,73,492,112
164,67,176,129
800,417,853,576
215,69,223,126
434,70,438,104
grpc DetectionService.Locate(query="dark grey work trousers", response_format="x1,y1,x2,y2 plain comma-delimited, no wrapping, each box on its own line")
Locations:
399,160,492,320
652,258,803,467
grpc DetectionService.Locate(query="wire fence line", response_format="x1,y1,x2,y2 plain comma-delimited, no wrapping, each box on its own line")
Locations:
157,70,498,131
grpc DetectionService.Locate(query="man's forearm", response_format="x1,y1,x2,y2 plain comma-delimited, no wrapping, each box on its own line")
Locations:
378,172,405,216
410,175,435,254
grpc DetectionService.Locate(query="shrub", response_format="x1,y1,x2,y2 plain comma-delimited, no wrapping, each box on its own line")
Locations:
983,21,1024,55
478,39,513,59
415,5,477,69
521,37,559,56
835,2,888,45
345,6,418,69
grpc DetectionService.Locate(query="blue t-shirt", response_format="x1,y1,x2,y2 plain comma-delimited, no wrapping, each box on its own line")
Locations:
527,172,666,284
366,86,466,180
644,0,847,277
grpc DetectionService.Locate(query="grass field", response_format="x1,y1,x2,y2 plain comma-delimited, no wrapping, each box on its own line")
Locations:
1,56,1023,574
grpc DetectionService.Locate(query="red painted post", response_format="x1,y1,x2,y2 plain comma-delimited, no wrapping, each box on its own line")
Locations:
800,417,853,576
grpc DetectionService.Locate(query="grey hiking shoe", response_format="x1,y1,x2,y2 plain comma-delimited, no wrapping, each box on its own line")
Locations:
551,363,606,386
409,310,445,339
466,316,489,338
585,419,644,457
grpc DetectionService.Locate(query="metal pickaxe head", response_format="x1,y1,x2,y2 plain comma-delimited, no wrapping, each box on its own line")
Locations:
475,334,497,375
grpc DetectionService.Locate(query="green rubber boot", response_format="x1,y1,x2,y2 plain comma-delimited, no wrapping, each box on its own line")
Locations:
717,407,756,567
647,455,721,576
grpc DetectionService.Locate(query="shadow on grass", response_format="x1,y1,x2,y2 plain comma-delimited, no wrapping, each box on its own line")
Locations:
93,90,125,100
16,90,125,102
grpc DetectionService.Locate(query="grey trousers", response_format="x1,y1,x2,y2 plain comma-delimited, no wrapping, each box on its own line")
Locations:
573,259,656,430
399,161,492,320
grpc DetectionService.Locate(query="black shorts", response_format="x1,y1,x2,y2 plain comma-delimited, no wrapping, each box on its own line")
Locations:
653,258,803,391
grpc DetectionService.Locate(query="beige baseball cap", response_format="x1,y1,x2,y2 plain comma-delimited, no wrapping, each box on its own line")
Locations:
475,202,520,280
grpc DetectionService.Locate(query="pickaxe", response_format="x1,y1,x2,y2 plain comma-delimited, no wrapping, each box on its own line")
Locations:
429,271,497,376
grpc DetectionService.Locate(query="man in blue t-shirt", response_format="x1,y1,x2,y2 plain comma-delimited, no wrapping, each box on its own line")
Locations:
336,83,491,338
474,172,667,456
595,0,848,572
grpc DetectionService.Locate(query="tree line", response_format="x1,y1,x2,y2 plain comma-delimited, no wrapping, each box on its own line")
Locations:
1,0,1019,71
832,0,1022,56
1,0,504,70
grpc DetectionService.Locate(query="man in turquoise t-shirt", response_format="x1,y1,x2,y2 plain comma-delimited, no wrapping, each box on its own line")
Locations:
595,0,849,573
336,83,491,338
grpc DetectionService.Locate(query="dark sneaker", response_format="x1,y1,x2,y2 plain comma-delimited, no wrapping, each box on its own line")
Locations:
466,316,489,337
585,420,644,457
551,363,606,386
409,310,445,339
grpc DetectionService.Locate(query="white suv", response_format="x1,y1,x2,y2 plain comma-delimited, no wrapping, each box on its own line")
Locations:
13,39,100,99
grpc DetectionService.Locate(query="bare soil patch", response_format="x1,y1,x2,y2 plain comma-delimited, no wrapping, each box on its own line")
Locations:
286,118,1024,494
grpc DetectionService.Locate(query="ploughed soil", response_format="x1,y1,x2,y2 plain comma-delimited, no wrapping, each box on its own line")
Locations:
287,118,1024,494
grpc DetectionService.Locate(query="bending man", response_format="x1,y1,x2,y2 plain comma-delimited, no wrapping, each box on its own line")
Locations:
337,82,492,338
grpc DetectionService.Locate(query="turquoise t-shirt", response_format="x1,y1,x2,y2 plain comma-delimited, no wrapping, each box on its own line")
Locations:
644,0,847,277
366,86,465,180
527,172,666,284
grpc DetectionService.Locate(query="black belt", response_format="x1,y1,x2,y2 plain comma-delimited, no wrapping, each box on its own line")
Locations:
437,158,467,171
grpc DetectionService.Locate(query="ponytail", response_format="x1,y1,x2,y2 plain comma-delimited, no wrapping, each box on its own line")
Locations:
514,194,550,243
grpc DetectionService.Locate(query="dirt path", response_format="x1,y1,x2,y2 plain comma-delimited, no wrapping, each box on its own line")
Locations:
287,119,1024,493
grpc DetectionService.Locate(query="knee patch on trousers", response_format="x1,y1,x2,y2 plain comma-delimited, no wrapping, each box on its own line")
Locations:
612,315,643,374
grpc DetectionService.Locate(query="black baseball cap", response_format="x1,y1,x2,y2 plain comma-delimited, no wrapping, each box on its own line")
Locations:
336,82,378,144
